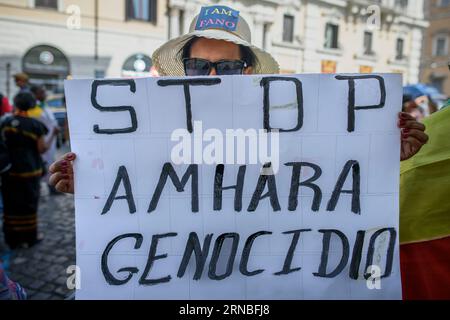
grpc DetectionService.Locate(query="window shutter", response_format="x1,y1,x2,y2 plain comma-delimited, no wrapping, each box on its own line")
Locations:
125,0,134,20
149,0,157,23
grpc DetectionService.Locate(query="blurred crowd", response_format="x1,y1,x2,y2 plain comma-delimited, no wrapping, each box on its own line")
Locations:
402,94,441,121
0,72,69,299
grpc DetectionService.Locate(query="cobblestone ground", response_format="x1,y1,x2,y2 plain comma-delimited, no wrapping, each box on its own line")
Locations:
0,179,76,300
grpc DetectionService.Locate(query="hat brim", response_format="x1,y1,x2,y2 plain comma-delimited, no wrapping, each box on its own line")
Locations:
152,29,280,76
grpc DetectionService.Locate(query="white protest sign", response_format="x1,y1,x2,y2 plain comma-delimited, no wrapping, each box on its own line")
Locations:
65,73,402,300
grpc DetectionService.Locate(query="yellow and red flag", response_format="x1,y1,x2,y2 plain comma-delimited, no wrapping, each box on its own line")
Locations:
400,104,450,299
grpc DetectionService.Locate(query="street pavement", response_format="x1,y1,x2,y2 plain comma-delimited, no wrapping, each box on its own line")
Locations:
0,178,76,300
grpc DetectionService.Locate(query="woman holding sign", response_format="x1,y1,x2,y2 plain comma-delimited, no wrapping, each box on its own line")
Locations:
49,5,428,193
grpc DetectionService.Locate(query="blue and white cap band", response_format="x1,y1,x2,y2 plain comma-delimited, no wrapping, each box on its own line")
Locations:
195,6,240,32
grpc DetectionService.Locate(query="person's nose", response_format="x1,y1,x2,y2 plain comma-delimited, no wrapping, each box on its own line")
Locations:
209,67,217,76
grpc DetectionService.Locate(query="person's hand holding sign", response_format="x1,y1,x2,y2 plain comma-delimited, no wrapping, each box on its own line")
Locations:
49,152,76,193
397,112,428,161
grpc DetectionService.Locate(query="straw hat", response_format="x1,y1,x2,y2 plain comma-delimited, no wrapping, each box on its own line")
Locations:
152,5,279,76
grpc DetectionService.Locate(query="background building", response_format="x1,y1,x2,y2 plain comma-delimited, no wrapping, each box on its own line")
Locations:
420,0,450,95
0,0,429,98
0,0,167,96
168,0,428,81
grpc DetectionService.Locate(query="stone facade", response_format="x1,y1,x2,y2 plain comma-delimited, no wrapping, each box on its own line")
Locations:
420,0,450,95
0,0,428,97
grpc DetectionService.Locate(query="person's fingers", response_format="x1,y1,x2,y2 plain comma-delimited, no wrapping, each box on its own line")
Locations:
398,119,426,131
55,178,73,194
405,129,429,144
49,152,76,174
49,171,71,187
48,152,76,194
55,179,68,193
398,112,415,121
401,134,423,149
401,138,421,161
400,120,426,131
49,159,71,174
61,152,76,161
49,171,62,186
397,113,415,128
54,179,66,192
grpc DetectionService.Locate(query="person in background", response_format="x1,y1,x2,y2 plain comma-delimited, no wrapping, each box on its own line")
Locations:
30,85,60,194
402,94,425,122
409,105,425,122
13,73,31,94
402,94,414,112
427,96,439,115
13,73,45,120
0,261,26,300
0,92,58,248
0,92,12,117
416,94,439,115
0,92,13,215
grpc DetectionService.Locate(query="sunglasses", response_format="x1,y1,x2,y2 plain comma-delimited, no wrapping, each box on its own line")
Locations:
183,58,248,76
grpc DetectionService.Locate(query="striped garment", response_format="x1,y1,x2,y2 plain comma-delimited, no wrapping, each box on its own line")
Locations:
0,262,27,300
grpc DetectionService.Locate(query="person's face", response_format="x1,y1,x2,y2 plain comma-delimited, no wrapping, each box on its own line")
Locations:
189,38,253,75
403,100,418,113
15,78,26,88
409,108,424,121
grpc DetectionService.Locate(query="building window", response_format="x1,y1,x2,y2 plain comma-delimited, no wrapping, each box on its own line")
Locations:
324,23,339,49
431,77,444,93
395,0,409,9
396,38,404,60
438,0,450,7
126,0,157,23
283,15,294,43
363,31,374,55
433,35,449,56
360,65,373,73
35,0,58,9
321,60,337,73
94,70,106,79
